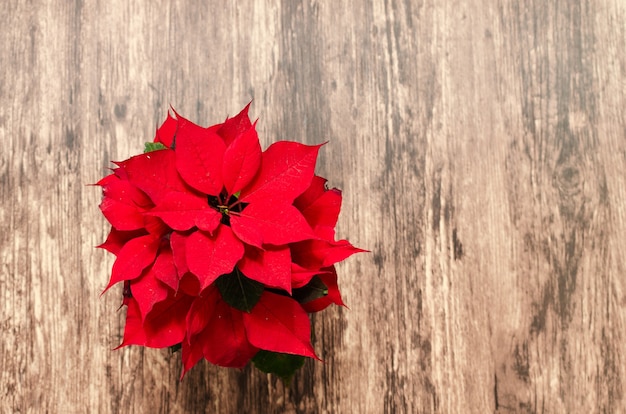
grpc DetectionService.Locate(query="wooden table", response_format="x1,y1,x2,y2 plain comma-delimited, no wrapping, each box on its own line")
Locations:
2,1,625,412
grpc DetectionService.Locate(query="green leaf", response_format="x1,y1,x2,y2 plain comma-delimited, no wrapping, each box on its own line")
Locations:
292,276,328,304
215,268,264,312
144,142,167,153
252,350,306,384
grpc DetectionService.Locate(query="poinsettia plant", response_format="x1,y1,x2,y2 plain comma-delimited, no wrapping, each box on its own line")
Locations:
97,103,363,381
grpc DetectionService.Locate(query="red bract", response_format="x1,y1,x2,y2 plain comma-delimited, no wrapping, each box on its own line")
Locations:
97,103,363,380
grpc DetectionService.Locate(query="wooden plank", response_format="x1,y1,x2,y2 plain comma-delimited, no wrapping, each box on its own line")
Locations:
1,0,624,412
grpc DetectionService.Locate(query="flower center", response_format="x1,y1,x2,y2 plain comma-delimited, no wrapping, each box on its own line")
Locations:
207,190,248,226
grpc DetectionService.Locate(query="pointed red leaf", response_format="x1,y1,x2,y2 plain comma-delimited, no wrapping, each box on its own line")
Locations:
183,286,257,371
181,289,222,377
239,142,322,204
294,175,327,210
98,174,152,230
98,171,150,207
184,286,258,369
117,292,193,349
179,272,200,296
228,215,263,248
116,298,147,347
186,286,217,337
99,198,145,231
202,293,258,367
301,266,345,313
231,202,314,246
154,112,178,148
142,291,195,347
96,172,116,187
131,266,171,321
152,243,178,290
170,231,189,277
149,191,221,233
181,336,205,378
222,126,262,195
291,238,365,270
297,187,342,230
238,245,292,293
243,292,318,359
290,263,331,289
105,235,160,291
97,227,147,256
320,239,367,267
116,149,187,204
175,118,226,195
217,102,253,146
186,226,244,290
142,215,170,237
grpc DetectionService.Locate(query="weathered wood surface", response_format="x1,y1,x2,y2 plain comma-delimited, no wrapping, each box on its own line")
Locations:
1,1,625,413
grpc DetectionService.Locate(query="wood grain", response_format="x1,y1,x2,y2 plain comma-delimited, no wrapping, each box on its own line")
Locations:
1,1,625,413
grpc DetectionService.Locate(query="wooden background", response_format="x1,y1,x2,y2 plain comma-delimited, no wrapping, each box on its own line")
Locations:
1,1,625,413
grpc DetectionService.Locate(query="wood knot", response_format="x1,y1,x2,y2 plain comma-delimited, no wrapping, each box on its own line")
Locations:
553,156,584,220
555,164,581,195
114,103,127,119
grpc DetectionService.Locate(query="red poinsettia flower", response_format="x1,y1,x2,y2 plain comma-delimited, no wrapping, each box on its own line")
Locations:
97,103,363,380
